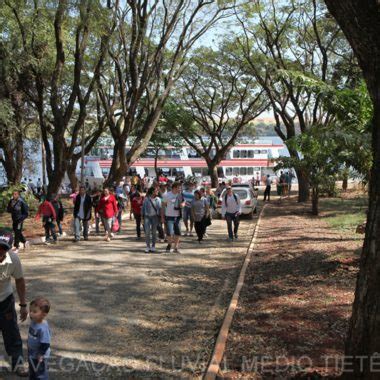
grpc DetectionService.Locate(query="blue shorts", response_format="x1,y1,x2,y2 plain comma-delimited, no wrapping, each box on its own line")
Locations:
182,207,193,223
165,216,181,236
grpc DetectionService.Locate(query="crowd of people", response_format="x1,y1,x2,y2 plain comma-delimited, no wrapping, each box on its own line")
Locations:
0,170,297,377
6,176,245,256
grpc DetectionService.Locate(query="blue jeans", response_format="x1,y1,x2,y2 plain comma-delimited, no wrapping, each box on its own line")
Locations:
28,357,48,379
0,295,23,370
144,215,159,247
165,216,181,236
225,212,240,239
74,218,89,240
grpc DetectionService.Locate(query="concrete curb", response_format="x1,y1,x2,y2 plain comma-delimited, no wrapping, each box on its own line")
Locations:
203,204,266,380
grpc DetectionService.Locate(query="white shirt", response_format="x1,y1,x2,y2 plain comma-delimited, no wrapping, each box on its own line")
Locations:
221,193,241,217
78,195,85,219
163,191,181,217
0,251,23,302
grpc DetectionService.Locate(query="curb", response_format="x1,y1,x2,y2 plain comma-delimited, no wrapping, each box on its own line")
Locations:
203,204,266,380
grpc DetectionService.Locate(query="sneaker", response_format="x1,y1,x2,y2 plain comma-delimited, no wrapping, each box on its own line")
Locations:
204,233,208,238
189,232,194,237
228,238,233,242
110,232,115,238
173,248,181,254
165,244,171,252
14,366,29,377
44,240,51,245
170,248,175,253
24,241,30,250
72,238,80,243
84,237,89,241
234,235,238,240
184,231,188,236
150,247,156,253
145,247,150,253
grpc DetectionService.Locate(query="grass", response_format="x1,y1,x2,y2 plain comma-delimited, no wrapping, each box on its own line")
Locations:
320,196,368,232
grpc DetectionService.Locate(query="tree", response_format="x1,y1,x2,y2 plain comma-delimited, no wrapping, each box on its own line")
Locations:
97,0,233,185
276,76,372,215
172,45,266,187
234,0,357,202
148,106,183,180
3,0,117,194
0,37,32,185
321,1,380,378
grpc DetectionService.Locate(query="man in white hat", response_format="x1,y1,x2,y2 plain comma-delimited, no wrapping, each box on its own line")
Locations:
0,229,28,376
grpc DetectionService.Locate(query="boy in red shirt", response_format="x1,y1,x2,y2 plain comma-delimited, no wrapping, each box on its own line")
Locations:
131,192,144,239
35,196,57,244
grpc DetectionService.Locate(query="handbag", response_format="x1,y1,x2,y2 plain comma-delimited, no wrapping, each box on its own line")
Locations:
112,218,119,232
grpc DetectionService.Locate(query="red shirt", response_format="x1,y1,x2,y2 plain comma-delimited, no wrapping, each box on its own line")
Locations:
36,201,57,220
96,194,118,218
131,196,144,215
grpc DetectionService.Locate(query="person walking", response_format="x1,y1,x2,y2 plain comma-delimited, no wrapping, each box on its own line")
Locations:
161,182,184,253
96,187,118,242
7,190,29,253
142,187,161,253
116,193,126,233
182,182,195,236
263,174,272,202
191,190,209,243
28,297,51,380
51,194,65,236
35,195,57,244
0,230,29,376
221,186,241,242
131,191,144,239
90,187,102,234
73,186,92,242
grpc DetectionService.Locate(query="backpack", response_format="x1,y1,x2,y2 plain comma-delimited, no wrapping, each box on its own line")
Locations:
224,192,238,205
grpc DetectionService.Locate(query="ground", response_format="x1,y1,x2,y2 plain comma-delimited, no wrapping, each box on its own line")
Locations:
0,214,257,379
222,195,366,379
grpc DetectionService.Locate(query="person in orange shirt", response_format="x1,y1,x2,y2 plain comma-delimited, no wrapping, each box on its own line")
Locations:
35,196,57,244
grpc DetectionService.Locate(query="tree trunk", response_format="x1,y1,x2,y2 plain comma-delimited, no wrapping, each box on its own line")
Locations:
47,131,67,196
311,186,319,216
322,1,380,378
295,168,310,202
342,176,348,192
66,160,79,192
209,164,219,188
1,143,23,184
342,84,380,380
105,142,127,186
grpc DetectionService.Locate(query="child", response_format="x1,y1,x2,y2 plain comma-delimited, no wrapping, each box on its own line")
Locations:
35,196,57,244
51,194,64,236
131,191,144,239
28,297,51,380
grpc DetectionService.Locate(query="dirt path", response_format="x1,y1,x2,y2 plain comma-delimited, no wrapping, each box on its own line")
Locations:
1,215,257,379
222,198,362,379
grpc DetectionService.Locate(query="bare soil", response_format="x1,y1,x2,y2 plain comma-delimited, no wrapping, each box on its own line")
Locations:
222,198,362,379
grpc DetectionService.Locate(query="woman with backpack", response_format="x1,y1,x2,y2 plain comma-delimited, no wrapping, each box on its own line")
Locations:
35,195,57,244
191,190,209,243
221,186,241,242
142,187,161,253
